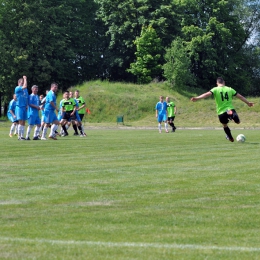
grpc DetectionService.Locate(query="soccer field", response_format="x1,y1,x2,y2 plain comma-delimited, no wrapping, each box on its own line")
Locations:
1,124,260,260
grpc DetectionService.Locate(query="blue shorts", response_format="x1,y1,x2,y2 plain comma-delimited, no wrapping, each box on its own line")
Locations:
75,111,81,122
15,106,27,121
157,114,167,122
43,110,58,124
28,114,41,125
8,114,18,123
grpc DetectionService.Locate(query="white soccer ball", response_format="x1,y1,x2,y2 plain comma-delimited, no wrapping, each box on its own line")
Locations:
236,134,246,143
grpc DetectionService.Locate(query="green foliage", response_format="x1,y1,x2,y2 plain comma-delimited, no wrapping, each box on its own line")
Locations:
128,26,163,84
0,0,99,98
163,37,195,90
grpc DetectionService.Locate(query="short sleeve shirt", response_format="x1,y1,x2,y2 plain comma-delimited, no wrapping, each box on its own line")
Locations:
210,86,237,115
155,101,167,115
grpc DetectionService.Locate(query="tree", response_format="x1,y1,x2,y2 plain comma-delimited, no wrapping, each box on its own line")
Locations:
128,26,163,84
95,0,180,81
163,0,260,93
163,37,195,89
0,0,99,101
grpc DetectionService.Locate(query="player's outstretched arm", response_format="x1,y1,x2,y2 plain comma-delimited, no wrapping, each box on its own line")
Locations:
236,93,254,107
190,91,212,102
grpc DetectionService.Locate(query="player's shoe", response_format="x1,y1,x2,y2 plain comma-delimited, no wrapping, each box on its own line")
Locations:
18,137,26,141
165,129,169,133
33,136,40,140
225,135,234,142
25,137,30,140
14,133,18,136
73,132,79,136
83,133,87,136
49,135,57,140
41,137,47,140
159,130,162,133
9,134,13,137
63,133,69,137
55,132,61,137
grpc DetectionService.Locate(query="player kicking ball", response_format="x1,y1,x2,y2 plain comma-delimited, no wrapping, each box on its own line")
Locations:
190,77,254,142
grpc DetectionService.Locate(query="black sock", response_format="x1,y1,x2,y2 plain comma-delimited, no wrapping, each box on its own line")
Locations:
62,125,68,134
72,124,78,134
78,125,83,135
224,126,233,139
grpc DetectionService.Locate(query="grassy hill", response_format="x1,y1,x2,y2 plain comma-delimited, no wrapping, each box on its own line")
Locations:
68,80,260,128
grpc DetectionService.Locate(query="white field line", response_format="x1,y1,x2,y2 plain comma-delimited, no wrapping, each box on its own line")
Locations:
0,237,260,252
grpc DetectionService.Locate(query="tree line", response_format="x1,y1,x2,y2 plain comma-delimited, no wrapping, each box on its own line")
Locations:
0,0,260,113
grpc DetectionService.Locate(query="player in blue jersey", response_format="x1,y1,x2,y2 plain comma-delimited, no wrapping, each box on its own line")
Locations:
41,83,60,140
15,75,28,140
7,94,18,137
155,95,168,133
25,85,41,140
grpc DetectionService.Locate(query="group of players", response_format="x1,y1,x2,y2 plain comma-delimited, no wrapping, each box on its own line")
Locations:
7,76,87,141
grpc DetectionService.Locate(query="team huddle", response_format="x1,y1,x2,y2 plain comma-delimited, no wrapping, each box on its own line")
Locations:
7,76,87,141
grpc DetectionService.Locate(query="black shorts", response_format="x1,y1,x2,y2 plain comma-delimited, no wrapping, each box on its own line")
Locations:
167,116,175,123
62,111,76,121
218,109,240,124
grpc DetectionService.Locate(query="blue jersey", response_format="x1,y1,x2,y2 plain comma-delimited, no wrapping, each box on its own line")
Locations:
15,86,28,107
155,101,167,115
28,94,40,117
45,90,56,111
7,99,16,118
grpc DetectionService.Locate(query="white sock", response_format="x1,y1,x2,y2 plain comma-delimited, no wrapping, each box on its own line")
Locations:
165,122,168,130
10,123,16,134
26,125,33,138
158,123,162,131
42,127,48,138
34,126,40,137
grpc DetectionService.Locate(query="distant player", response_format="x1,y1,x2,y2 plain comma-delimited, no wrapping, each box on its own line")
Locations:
60,91,76,136
41,83,60,140
7,94,18,137
166,96,177,132
191,77,254,142
15,75,28,140
25,85,41,140
155,95,168,133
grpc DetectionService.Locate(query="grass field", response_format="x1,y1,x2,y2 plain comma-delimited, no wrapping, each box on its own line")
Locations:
1,121,260,260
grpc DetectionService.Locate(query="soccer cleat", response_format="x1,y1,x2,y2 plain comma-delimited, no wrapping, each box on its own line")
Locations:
49,136,57,140
18,137,26,141
25,137,30,140
166,129,169,133
55,132,61,137
14,133,18,136
226,135,234,142
41,137,47,140
9,134,13,137
159,130,162,133
83,133,87,136
33,136,40,140
63,133,69,137
73,132,79,136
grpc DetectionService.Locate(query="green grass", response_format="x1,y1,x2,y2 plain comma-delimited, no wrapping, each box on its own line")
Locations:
1,121,260,259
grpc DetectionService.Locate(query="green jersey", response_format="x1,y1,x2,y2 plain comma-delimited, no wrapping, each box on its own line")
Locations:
76,96,86,114
167,101,175,117
210,86,237,115
62,98,76,112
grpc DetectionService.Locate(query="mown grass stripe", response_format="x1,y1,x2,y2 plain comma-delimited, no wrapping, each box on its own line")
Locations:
1,237,260,252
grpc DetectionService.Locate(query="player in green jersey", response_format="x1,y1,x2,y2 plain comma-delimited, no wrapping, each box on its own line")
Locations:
60,91,76,136
166,96,177,132
190,77,254,142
